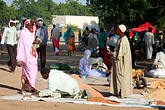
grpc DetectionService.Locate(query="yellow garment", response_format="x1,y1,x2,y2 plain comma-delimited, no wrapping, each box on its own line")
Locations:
132,69,145,77
160,35,163,40
110,36,133,98
84,30,91,36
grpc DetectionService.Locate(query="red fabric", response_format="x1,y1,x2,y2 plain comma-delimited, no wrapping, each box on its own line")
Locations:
24,20,34,33
21,72,34,91
54,37,60,48
100,49,111,70
72,45,76,52
129,31,133,37
132,22,156,33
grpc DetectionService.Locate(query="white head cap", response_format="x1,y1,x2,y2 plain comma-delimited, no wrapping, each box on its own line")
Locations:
37,18,43,21
37,18,43,26
16,23,21,30
56,23,60,27
10,19,19,24
83,50,91,60
9,19,19,29
119,24,126,33
21,17,27,21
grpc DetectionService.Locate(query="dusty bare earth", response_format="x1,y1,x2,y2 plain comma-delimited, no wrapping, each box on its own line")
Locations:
0,40,158,110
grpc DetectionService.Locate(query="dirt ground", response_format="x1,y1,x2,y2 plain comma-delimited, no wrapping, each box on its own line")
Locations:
0,40,158,110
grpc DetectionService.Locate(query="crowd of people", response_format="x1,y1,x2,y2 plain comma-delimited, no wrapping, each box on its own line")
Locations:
0,17,165,99
75,24,165,98
1,18,48,93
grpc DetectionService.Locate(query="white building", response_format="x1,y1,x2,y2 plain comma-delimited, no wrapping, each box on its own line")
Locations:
52,15,99,30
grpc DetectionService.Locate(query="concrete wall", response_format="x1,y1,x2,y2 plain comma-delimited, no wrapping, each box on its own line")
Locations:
52,15,99,30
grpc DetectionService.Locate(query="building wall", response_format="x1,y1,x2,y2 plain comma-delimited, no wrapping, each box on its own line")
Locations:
52,15,99,30
52,15,66,28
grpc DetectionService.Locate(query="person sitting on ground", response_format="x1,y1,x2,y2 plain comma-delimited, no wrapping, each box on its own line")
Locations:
79,50,106,79
152,46,165,69
38,68,92,99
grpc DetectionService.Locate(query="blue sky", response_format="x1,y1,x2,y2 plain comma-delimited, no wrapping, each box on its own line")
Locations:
3,0,87,6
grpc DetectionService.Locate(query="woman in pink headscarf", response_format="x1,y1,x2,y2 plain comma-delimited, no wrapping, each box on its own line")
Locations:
17,19,41,93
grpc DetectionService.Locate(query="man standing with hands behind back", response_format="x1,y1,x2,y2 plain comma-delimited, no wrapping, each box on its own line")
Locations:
110,24,132,98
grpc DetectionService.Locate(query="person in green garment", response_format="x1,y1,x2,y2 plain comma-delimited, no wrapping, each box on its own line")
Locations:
99,28,111,70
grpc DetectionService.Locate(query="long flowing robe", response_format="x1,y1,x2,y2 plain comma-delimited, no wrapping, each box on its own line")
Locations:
110,36,132,98
52,25,61,54
144,32,155,59
17,27,37,89
79,50,106,78
79,57,106,77
153,51,165,69
64,27,74,51
87,33,98,50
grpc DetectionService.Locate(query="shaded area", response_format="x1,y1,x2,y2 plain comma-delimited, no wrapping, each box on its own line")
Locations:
0,84,21,92
0,67,10,72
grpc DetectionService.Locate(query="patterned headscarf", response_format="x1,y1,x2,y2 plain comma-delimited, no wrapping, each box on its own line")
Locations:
24,19,35,33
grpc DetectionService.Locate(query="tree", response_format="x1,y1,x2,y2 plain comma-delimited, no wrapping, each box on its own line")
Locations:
51,0,92,16
87,0,165,30
12,0,53,26
0,1,16,27
146,0,165,29
11,0,94,26
87,0,152,30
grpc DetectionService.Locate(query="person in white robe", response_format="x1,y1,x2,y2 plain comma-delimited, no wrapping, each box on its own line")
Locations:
145,46,165,78
144,27,155,59
152,46,165,69
39,68,81,98
110,24,132,98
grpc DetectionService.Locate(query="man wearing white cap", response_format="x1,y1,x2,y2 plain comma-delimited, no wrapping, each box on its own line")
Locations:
110,24,132,98
36,18,48,68
1,19,19,73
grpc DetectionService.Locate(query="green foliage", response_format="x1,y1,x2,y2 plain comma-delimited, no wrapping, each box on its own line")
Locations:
51,0,92,16
65,24,81,32
12,0,53,26
10,0,93,26
87,0,165,30
2,0,164,30
0,1,16,27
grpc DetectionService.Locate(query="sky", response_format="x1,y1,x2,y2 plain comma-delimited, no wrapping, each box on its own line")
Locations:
3,0,87,6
